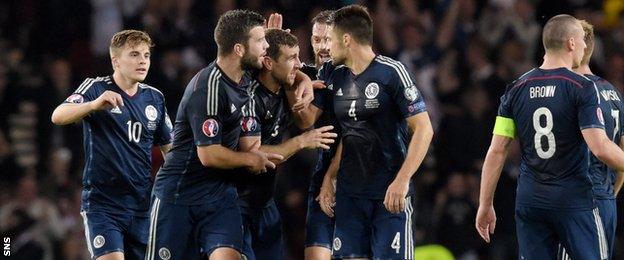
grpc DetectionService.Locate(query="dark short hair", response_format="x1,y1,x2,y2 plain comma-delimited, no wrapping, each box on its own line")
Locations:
542,14,580,51
311,10,333,25
332,5,373,45
214,9,265,56
265,29,298,60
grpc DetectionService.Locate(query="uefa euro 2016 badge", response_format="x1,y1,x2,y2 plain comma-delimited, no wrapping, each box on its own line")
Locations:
65,93,84,103
597,107,605,125
241,117,258,133
404,84,419,102
202,118,219,137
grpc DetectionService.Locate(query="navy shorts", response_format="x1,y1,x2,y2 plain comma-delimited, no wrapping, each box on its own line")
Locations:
516,206,608,260
145,193,244,260
305,190,335,250
332,193,414,259
240,200,283,260
80,210,148,260
558,199,616,260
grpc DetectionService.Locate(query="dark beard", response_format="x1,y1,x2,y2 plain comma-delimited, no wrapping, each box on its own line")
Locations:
241,52,261,70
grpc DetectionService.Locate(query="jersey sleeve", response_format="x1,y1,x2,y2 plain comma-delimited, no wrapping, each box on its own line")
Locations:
63,78,99,104
576,82,605,130
388,62,427,118
240,95,261,137
154,103,173,146
187,84,224,146
493,85,516,138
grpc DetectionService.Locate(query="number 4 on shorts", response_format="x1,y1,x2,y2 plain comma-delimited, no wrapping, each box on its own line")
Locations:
391,232,400,253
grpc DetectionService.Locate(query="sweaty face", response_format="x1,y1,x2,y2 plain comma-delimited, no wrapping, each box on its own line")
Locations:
271,45,301,86
311,23,330,66
241,26,269,70
113,43,151,82
329,27,346,65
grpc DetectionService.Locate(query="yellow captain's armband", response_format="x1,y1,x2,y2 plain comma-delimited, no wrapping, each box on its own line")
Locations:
492,116,516,138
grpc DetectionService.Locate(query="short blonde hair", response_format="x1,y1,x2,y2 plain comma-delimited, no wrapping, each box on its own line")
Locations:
542,14,580,51
579,20,594,65
109,30,154,57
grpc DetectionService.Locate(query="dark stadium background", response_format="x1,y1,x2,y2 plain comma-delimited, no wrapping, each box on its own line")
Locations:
0,0,623,259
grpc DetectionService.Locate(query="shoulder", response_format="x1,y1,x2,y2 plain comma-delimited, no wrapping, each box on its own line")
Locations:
139,83,165,98
374,55,414,86
76,76,111,94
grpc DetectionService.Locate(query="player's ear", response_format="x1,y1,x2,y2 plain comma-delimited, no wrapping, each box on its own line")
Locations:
263,56,273,70
343,33,350,47
234,43,245,58
111,56,118,70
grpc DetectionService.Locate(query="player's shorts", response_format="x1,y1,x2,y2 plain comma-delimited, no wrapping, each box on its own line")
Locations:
145,192,244,260
332,193,414,259
305,190,334,249
80,210,149,260
597,199,617,260
516,206,608,260
240,199,283,260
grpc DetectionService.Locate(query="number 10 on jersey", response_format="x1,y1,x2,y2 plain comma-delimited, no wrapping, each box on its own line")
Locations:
127,120,142,143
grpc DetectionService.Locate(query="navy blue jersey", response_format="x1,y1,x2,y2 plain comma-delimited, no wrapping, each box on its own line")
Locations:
153,62,257,205
64,76,172,216
317,56,427,199
586,74,624,199
497,68,604,210
236,80,290,208
303,63,340,192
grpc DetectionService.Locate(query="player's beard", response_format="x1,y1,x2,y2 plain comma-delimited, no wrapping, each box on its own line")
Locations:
241,51,262,71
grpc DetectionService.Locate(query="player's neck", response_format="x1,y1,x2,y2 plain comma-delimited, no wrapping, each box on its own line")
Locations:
257,71,281,94
346,45,376,75
216,55,245,84
573,64,593,76
540,52,573,70
112,71,139,96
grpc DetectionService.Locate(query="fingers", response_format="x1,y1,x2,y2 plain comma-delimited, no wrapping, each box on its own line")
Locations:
267,13,283,29
291,101,306,112
264,160,276,170
397,196,405,213
490,220,496,234
312,80,326,89
316,125,334,132
265,152,284,162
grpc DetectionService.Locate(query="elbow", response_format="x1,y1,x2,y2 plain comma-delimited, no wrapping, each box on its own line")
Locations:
51,110,65,125
198,155,216,167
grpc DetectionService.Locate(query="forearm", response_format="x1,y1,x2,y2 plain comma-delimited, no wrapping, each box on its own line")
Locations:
479,147,508,206
51,103,94,125
197,145,254,169
595,141,624,172
159,143,172,157
260,136,303,163
285,89,318,129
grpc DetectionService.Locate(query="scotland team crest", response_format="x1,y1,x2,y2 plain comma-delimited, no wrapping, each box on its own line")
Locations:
365,82,379,99
145,105,158,121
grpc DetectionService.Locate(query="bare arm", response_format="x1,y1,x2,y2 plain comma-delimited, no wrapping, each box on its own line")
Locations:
384,112,434,214
319,140,343,217
476,134,513,243
51,90,124,125
582,128,624,172
197,144,282,173
239,126,336,164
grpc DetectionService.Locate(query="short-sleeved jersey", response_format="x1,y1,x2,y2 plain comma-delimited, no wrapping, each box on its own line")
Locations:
496,67,604,210
153,62,256,205
63,76,172,216
236,80,290,208
317,56,427,199
301,63,340,192
586,74,624,199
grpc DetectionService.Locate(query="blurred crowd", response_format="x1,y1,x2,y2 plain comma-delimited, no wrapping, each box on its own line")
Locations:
1,0,624,259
